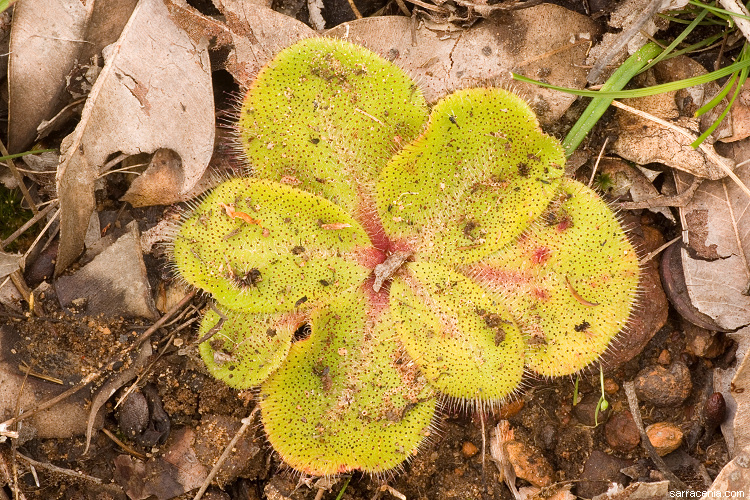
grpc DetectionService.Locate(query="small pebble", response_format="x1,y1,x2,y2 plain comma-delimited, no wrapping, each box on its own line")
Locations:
117,390,149,438
462,441,478,457
577,450,630,498
573,392,611,427
603,378,619,395
498,399,524,419
605,411,640,452
505,440,554,487
634,362,692,406
646,422,683,456
657,349,671,365
704,392,727,430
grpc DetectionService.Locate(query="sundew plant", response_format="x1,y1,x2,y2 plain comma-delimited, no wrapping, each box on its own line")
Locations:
171,38,640,476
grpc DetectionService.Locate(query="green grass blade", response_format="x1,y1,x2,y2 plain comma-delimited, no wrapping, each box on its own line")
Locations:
562,42,663,156
689,0,750,21
0,149,56,163
640,9,709,74
695,73,737,118
513,56,750,99
692,66,748,147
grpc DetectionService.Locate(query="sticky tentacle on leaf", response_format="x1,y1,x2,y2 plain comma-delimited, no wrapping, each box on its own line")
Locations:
377,88,566,265
198,304,303,389
238,37,429,234
173,177,372,313
390,262,526,404
259,287,437,475
467,178,640,377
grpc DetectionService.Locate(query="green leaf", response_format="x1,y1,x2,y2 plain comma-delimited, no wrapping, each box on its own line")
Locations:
377,88,565,265
470,179,639,376
513,55,750,99
390,262,525,403
563,42,663,156
238,38,428,216
198,305,301,388
173,177,371,313
259,289,437,475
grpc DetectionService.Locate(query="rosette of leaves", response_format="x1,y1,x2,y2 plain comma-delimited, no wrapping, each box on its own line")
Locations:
172,38,640,476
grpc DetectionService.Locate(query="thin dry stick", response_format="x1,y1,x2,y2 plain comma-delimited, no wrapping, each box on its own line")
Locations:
639,236,681,266
587,0,664,84
394,0,411,16
623,381,689,490
192,407,260,500
0,290,197,430
0,139,38,216
15,452,104,485
0,202,57,250
346,0,363,18
611,100,750,200
101,428,147,460
588,137,610,188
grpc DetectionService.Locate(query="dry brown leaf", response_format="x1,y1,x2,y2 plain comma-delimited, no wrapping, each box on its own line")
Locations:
325,4,599,125
212,0,315,86
55,0,214,275
598,159,675,222
720,79,750,143
611,56,734,180
675,140,750,330
7,0,137,153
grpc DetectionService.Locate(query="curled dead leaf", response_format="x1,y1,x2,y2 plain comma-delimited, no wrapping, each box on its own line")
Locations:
55,0,214,275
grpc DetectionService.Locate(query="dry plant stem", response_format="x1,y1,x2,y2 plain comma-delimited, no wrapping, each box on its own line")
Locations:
394,0,411,16
586,0,664,84
21,207,60,265
0,290,197,430
346,0,363,18
0,139,37,216
15,452,102,484
639,235,681,265
0,201,57,250
611,100,750,199
452,0,543,12
84,342,153,454
11,368,30,500
588,137,610,188
101,428,147,460
404,0,448,13
623,381,689,490
619,176,702,209
0,455,22,500
719,0,750,43
192,407,259,500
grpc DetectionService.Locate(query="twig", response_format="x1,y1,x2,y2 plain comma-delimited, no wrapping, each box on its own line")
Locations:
394,0,411,16
0,138,38,216
15,452,104,485
346,0,363,18
639,236,681,266
610,100,750,199
0,290,197,430
623,381,689,490
719,0,750,44
0,202,57,251
587,0,664,84
588,137,610,188
101,428,147,460
192,407,259,500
